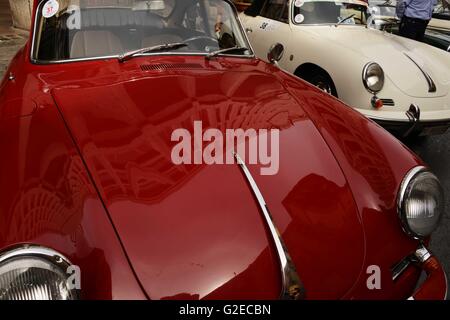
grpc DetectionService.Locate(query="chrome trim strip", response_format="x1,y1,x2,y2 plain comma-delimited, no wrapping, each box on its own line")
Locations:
234,153,304,300
444,269,448,300
392,256,412,281
415,245,432,263
367,115,450,123
404,53,437,93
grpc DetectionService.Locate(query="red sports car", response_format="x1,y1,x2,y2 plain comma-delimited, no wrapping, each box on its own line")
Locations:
0,0,446,300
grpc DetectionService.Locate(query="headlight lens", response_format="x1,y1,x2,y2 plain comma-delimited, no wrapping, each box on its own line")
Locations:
362,62,385,93
0,246,79,300
398,167,444,239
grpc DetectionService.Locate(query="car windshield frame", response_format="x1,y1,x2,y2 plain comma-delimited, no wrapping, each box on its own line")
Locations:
30,0,254,64
291,0,369,26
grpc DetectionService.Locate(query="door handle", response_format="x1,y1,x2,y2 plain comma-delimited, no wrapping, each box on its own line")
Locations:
245,27,253,33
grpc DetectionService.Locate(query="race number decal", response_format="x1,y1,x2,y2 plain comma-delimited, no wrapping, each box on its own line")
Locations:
42,0,59,18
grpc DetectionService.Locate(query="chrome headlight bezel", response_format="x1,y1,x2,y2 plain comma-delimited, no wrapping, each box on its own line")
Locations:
362,62,385,94
0,245,79,300
397,166,444,239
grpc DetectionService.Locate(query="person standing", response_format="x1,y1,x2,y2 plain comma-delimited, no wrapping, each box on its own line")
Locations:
396,0,438,41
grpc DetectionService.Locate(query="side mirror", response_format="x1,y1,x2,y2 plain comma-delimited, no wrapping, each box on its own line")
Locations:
267,43,285,64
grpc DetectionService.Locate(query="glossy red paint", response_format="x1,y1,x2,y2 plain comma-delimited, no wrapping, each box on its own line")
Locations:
50,65,365,299
413,257,447,300
0,2,445,300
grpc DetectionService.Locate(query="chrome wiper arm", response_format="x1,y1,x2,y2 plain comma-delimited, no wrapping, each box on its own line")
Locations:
335,14,356,27
206,46,249,60
118,42,188,63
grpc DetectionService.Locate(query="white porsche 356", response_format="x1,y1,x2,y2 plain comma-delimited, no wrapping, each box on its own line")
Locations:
239,0,450,136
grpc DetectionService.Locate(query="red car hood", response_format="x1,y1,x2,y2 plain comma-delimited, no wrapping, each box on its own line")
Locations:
51,59,365,299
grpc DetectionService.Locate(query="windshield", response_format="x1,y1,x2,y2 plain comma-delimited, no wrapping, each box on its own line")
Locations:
32,0,250,62
292,0,368,25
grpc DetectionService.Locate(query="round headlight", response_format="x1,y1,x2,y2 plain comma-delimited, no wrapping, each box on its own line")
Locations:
362,62,385,94
398,167,444,239
0,246,79,300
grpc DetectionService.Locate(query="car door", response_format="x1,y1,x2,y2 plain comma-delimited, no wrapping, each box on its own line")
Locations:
241,0,292,64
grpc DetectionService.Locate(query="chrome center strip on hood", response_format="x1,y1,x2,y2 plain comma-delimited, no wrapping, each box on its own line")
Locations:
234,153,305,300
403,53,437,93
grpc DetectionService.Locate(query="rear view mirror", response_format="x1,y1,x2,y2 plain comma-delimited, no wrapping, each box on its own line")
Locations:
267,43,284,64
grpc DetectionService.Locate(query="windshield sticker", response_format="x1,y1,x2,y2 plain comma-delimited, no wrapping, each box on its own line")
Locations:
294,0,305,7
42,0,59,18
294,14,305,23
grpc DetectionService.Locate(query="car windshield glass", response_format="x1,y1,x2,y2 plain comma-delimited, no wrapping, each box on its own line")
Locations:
293,0,368,25
33,0,250,62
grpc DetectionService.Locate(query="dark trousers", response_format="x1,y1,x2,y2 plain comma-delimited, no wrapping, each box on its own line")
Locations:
399,16,430,42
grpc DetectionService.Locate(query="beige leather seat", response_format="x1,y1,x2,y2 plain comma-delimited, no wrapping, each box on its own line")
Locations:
141,34,183,48
70,31,123,58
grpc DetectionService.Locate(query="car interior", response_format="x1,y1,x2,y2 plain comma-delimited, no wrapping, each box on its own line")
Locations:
36,2,237,61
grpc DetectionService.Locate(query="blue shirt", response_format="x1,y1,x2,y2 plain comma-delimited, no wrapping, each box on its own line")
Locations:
396,0,438,20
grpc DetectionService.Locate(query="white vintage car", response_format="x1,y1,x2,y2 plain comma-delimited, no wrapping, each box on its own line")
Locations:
240,0,450,136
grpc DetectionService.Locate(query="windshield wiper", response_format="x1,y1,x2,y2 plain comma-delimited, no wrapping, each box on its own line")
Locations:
335,14,356,27
118,43,188,63
205,46,249,60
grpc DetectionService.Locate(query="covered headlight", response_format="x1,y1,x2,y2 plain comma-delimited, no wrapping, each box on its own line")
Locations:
0,246,79,300
362,62,385,93
398,167,444,239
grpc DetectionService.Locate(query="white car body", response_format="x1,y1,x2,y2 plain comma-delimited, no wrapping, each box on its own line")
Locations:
429,18,450,32
429,1,450,33
240,0,450,136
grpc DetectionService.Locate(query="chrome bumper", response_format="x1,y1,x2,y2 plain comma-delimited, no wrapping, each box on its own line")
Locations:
370,104,450,137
